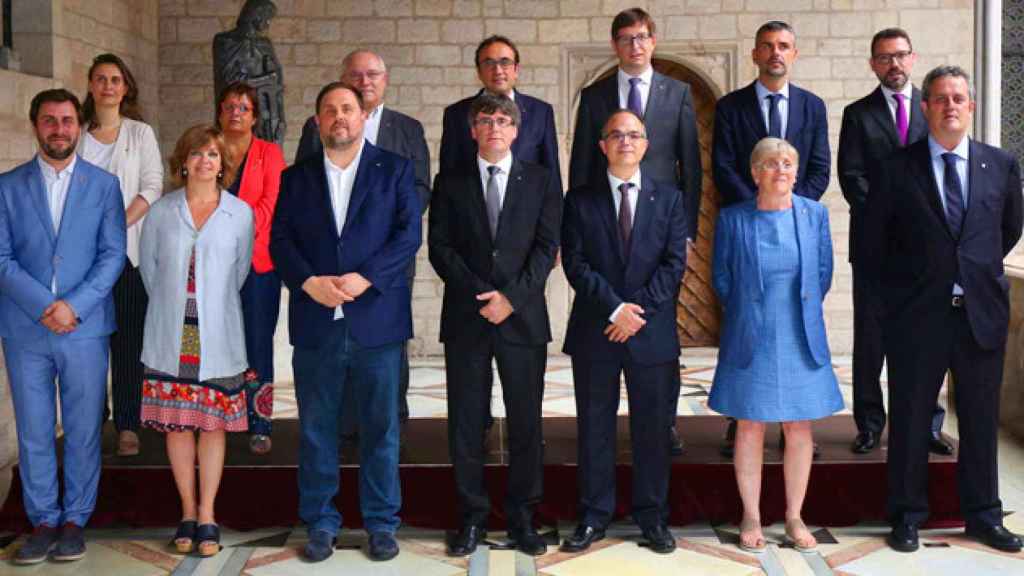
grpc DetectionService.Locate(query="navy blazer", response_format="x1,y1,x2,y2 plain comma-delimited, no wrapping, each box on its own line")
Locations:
712,196,833,369
569,71,702,240
712,82,830,206
270,142,422,349
438,89,561,187
861,138,1024,351
0,157,126,340
561,173,687,365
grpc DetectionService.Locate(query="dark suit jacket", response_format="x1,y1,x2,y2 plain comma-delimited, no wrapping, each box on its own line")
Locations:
712,81,830,206
295,107,431,218
439,89,561,187
429,158,562,346
838,85,927,262
861,138,1023,351
561,173,688,365
270,142,422,349
569,71,701,239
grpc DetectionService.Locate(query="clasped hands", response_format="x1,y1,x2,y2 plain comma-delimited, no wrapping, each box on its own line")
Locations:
605,303,645,343
303,273,372,308
40,300,78,335
477,290,513,324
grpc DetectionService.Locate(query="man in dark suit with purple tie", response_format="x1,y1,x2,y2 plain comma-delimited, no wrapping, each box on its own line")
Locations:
838,28,949,456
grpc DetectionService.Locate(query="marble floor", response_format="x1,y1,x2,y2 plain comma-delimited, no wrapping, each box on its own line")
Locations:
1,353,1023,574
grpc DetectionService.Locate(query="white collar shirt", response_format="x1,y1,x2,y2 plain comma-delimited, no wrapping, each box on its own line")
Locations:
324,140,364,319
477,152,514,209
617,67,654,115
880,83,914,132
755,80,790,139
38,154,77,292
928,134,970,296
364,104,384,146
606,168,642,323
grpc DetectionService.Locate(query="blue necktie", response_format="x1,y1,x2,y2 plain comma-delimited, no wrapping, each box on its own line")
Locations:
767,94,782,138
627,77,643,117
941,152,965,239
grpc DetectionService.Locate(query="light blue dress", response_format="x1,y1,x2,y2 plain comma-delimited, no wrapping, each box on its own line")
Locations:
709,207,843,421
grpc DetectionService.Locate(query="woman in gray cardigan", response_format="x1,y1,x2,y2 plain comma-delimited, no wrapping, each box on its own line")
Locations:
80,53,165,457
139,125,253,557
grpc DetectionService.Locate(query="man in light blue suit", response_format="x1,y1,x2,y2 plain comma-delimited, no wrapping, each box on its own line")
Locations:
0,89,126,565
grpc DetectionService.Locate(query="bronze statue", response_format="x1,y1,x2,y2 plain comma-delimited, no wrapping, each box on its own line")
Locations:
213,0,285,144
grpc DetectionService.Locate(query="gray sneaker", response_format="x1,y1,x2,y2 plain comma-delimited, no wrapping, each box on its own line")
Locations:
52,522,86,562
13,525,58,565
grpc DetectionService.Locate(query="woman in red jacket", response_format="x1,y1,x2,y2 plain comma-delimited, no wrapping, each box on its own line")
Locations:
216,81,286,454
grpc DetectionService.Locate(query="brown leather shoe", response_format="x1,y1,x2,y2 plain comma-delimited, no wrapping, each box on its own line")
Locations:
117,430,140,457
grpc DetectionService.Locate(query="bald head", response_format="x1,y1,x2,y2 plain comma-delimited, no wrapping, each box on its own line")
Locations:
341,50,388,110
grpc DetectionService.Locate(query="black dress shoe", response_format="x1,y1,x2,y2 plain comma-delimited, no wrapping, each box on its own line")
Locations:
965,524,1023,552
560,524,605,552
851,430,878,454
509,526,547,556
669,426,684,456
887,524,919,552
641,524,676,554
368,532,399,561
720,419,737,459
448,525,486,557
928,434,954,456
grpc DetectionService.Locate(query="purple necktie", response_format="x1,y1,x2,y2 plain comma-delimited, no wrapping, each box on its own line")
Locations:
893,93,908,147
627,77,643,117
618,182,633,259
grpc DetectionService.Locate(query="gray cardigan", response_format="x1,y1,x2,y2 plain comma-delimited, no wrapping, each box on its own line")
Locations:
139,189,253,381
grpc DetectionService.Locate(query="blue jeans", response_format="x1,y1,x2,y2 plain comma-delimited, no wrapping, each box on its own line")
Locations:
4,334,108,527
293,318,402,535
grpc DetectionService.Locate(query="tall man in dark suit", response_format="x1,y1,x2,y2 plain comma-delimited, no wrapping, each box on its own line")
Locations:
560,109,687,555
712,20,830,206
863,66,1023,554
439,35,560,182
570,7,700,456
295,50,430,426
713,20,830,457
838,28,949,456
429,94,561,558
270,82,422,563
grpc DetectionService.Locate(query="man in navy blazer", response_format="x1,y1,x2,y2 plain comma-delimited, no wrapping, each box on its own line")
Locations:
569,7,700,456
863,66,1023,554
712,21,830,206
838,28,948,456
439,35,560,184
560,109,687,555
270,82,421,563
294,50,430,426
0,89,126,564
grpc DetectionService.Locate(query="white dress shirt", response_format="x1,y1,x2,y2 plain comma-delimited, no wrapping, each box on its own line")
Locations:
755,80,790,138
880,83,914,129
617,67,654,115
81,132,115,172
364,104,383,146
927,135,970,296
38,155,77,292
324,142,364,319
477,152,514,209
607,168,642,322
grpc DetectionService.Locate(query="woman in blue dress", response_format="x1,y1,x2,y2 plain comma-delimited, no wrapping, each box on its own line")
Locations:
709,138,843,553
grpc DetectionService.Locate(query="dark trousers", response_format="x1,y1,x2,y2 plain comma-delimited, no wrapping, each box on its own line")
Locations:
886,306,1004,529
852,262,945,435
240,267,281,437
108,264,147,432
445,337,545,530
340,342,409,438
573,357,674,529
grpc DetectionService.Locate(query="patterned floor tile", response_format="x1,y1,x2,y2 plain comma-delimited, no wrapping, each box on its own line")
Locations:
539,540,761,576
835,541,1024,575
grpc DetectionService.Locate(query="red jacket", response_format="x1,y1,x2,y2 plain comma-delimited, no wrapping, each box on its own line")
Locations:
237,137,285,273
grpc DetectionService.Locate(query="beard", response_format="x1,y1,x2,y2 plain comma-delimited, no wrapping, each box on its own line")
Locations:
39,136,77,161
322,131,358,151
881,71,908,91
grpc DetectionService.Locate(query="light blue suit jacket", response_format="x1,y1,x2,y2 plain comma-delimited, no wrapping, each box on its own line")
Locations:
0,156,126,340
712,195,832,368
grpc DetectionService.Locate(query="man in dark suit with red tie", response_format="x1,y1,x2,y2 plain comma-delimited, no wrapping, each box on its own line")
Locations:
430,94,561,558
560,109,687,555
838,28,949,456
862,65,1023,554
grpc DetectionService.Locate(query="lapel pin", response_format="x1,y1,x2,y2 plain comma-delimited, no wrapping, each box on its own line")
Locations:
376,162,382,167
649,195,654,201
981,162,987,168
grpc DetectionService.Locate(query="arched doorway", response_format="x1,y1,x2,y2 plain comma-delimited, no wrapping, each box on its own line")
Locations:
587,57,722,347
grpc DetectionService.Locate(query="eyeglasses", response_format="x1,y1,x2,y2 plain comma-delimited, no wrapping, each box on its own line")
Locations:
221,103,251,114
604,130,646,143
479,58,516,70
474,116,515,129
872,51,913,66
615,32,653,46
758,159,796,172
344,70,385,82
